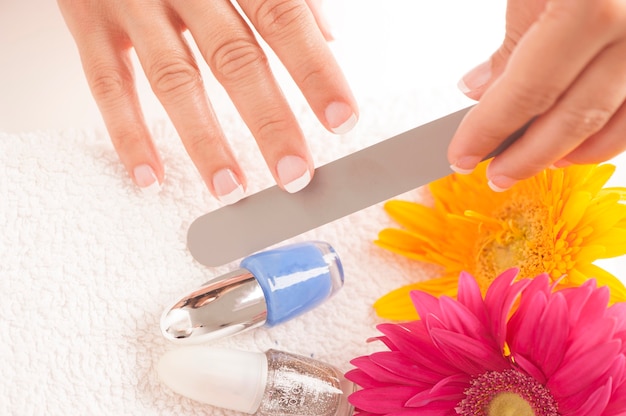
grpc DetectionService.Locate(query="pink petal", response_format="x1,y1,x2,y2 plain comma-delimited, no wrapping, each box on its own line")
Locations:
429,327,508,374
410,290,441,321
457,271,489,326
559,280,594,325
566,378,612,416
350,355,423,387
509,291,548,356
566,282,609,331
345,368,388,389
548,340,621,398
563,316,616,363
603,379,626,415
377,323,458,375
438,296,489,339
485,269,532,347
348,385,423,414
533,292,569,378
370,351,448,385
512,352,547,385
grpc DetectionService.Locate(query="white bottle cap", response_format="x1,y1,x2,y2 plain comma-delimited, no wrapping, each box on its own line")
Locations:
157,346,268,414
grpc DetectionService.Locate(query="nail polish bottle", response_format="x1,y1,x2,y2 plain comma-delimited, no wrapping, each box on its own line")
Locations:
161,241,344,343
158,346,356,416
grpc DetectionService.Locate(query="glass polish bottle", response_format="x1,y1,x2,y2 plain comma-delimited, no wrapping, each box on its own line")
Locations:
158,346,355,416
160,241,344,343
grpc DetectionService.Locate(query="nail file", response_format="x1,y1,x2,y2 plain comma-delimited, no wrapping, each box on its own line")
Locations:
188,105,527,267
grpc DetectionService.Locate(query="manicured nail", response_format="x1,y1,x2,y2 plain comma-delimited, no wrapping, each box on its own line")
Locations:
488,175,516,192
133,164,160,195
450,156,481,174
212,168,244,205
458,60,492,94
325,101,357,134
551,159,572,169
276,155,311,193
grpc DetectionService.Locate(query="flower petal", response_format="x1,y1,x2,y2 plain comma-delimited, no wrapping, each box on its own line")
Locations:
548,340,621,398
348,385,422,414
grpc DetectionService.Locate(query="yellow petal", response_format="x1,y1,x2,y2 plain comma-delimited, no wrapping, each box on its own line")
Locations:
373,276,459,321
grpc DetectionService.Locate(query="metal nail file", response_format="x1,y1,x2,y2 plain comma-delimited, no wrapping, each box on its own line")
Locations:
188,105,527,267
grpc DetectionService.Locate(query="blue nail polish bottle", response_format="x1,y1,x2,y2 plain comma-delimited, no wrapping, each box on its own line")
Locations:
161,241,344,343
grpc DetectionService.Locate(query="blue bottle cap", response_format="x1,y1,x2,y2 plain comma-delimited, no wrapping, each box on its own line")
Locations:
160,241,344,343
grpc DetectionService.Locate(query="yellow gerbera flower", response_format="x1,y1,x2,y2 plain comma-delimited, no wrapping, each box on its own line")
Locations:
374,161,626,321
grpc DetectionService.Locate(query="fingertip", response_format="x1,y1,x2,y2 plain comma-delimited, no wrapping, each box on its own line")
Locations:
325,101,358,134
133,164,162,195
276,155,312,193
212,168,246,205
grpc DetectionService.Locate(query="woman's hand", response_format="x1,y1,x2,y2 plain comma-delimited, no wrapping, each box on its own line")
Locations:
58,0,358,202
449,0,626,191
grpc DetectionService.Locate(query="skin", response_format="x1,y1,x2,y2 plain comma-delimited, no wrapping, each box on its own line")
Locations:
449,0,626,191
57,0,358,201
59,0,626,197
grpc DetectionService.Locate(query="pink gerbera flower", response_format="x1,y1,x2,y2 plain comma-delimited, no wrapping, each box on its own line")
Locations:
346,269,626,415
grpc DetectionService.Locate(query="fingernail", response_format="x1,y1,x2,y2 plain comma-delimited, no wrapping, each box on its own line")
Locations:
276,155,311,193
551,159,572,169
212,168,244,205
488,175,516,192
325,102,357,134
450,156,481,174
458,60,492,94
133,164,161,195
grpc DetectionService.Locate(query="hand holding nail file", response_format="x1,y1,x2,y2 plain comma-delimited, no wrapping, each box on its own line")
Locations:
188,106,528,267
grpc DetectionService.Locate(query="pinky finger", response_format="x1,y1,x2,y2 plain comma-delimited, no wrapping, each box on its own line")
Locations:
78,32,163,192
562,101,626,165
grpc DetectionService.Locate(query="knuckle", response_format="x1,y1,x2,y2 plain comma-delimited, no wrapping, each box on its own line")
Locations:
255,0,308,38
592,0,626,28
149,56,201,98
255,112,291,140
210,38,267,83
298,65,325,88
88,65,133,104
508,80,561,115
185,133,212,155
559,106,613,138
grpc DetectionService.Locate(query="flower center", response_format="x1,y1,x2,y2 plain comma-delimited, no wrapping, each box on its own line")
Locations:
456,369,558,416
469,198,555,291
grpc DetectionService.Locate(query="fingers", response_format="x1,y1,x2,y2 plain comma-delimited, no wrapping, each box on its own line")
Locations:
449,0,626,190
174,0,312,193
487,39,626,190
563,101,626,165
123,5,249,202
237,0,358,134
57,1,163,193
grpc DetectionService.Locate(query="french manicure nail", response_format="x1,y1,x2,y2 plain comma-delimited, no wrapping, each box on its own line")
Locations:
133,164,161,195
488,175,516,192
458,60,492,93
551,159,572,169
212,168,244,205
276,155,311,193
450,156,481,174
325,101,357,134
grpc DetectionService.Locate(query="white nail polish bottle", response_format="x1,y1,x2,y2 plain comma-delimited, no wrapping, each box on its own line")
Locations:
158,346,355,416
